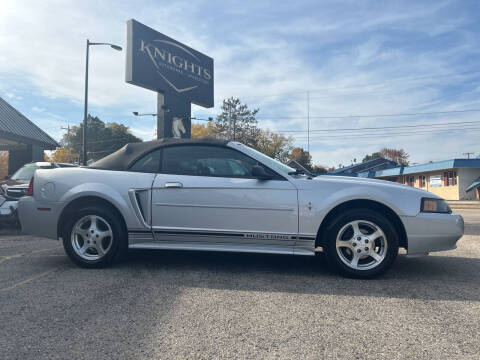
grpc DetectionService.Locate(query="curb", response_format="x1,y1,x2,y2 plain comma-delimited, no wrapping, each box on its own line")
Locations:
448,201,480,210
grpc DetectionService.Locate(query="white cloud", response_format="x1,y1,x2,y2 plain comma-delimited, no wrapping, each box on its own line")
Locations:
4,91,22,100
1,0,479,166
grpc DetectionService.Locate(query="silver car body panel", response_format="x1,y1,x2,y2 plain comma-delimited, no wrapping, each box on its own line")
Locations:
18,142,464,256
400,213,464,254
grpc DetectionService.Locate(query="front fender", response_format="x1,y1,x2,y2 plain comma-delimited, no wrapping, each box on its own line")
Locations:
298,184,421,237
319,186,405,218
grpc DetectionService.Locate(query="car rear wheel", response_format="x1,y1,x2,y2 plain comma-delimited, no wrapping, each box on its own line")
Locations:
62,205,126,268
323,208,399,278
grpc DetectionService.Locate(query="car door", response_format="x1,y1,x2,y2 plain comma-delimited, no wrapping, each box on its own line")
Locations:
150,144,299,251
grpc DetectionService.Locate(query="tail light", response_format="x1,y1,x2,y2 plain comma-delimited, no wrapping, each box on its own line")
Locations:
27,177,34,196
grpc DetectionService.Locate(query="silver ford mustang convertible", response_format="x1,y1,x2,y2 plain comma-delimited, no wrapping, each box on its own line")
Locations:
18,139,464,278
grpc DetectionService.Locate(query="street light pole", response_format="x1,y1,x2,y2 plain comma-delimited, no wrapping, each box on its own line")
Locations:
82,39,89,166
82,39,122,165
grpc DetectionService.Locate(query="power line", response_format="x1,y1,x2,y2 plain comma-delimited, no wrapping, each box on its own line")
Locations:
277,119,480,133
257,108,480,120
293,126,480,139
291,126,480,141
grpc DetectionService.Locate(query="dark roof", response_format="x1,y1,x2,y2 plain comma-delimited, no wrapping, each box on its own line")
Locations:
91,138,229,171
0,97,59,149
328,157,397,175
466,177,480,192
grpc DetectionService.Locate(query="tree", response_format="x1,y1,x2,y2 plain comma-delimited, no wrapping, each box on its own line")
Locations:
362,152,381,163
191,99,294,163
256,129,294,163
191,122,217,139
312,165,328,174
64,115,142,162
46,147,79,163
379,148,409,165
362,148,409,165
290,147,313,172
215,97,260,148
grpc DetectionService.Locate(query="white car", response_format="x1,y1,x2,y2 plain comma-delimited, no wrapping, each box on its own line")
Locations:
18,139,464,278
0,162,76,227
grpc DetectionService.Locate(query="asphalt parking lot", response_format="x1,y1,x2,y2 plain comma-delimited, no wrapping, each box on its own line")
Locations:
1,209,479,360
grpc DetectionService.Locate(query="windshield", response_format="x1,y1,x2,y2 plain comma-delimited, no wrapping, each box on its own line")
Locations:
11,164,53,181
232,143,296,174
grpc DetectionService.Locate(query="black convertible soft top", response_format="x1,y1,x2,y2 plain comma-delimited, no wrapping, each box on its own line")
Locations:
90,138,229,171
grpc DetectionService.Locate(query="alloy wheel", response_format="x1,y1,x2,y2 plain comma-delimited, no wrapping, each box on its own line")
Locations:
335,220,387,271
71,215,113,261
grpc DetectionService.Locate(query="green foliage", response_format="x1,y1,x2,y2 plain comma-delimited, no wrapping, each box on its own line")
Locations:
215,97,260,148
192,98,294,163
362,152,381,163
63,115,142,161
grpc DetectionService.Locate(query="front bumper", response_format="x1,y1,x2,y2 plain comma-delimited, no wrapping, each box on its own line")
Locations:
18,196,62,239
401,213,464,255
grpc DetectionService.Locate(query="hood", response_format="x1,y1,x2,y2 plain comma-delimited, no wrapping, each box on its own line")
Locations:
307,174,436,197
313,175,405,187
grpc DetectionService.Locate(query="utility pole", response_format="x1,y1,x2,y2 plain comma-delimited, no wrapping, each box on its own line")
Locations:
61,125,71,163
463,152,474,159
228,102,235,141
233,110,236,141
307,91,310,154
82,40,89,166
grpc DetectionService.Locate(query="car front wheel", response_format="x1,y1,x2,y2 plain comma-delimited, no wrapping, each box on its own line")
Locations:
62,205,126,268
324,208,399,278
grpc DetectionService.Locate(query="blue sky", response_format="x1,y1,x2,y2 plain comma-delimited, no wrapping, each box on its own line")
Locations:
1,0,480,167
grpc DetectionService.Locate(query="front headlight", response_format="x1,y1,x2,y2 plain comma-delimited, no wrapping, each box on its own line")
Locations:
421,197,452,214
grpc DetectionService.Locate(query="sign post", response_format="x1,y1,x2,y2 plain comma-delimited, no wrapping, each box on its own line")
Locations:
126,19,214,139
156,92,191,139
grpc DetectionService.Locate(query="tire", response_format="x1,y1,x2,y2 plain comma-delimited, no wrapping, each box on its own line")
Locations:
62,205,127,268
323,208,399,278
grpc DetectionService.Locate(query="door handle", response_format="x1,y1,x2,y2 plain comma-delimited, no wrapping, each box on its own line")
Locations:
164,182,183,188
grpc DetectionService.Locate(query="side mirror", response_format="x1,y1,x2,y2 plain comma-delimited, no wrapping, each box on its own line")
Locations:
251,165,272,180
